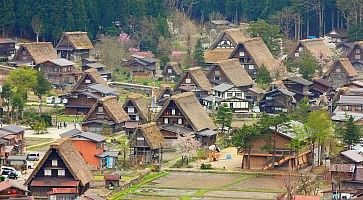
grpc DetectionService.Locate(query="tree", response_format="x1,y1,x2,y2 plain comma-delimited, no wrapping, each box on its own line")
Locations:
0,0,15,36
6,67,37,100
32,16,44,42
1,82,12,120
173,134,201,166
340,115,361,148
287,51,319,80
270,7,298,38
247,19,282,57
101,124,112,135
33,71,52,113
10,93,25,122
193,38,205,67
115,134,129,167
256,64,272,86
216,104,232,134
305,110,334,168
291,97,311,123
95,37,129,71
232,125,259,169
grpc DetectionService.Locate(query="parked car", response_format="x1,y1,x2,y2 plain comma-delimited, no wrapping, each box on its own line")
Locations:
26,161,34,169
0,166,20,179
46,96,55,104
27,153,40,161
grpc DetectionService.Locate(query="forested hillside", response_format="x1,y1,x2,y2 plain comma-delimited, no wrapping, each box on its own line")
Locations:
1,0,363,42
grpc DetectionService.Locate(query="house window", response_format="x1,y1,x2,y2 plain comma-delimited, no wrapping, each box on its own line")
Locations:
52,160,58,166
214,77,220,81
177,118,183,125
335,68,341,72
239,51,245,57
356,106,363,112
342,106,352,111
356,48,361,54
85,79,91,84
295,53,299,57
167,69,172,73
171,109,176,115
58,169,65,176
248,65,254,69
215,70,220,76
266,96,273,100
98,106,103,112
355,55,361,60
227,93,233,97
163,94,170,98
185,78,191,84
128,107,134,113
164,118,169,124
44,169,51,176
235,93,242,97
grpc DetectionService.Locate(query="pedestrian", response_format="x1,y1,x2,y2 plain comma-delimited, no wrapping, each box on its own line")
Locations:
63,121,66,127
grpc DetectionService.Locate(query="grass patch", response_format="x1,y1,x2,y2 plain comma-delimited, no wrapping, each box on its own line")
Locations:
110,171,168,200
194,189,208,197
25,137,54,151
93,175,104,181
56,115,84,123
180,196,192,200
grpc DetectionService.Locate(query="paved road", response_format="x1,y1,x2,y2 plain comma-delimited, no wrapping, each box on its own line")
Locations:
25,123,81,139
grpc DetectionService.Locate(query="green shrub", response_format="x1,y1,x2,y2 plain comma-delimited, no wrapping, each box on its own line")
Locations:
200,163,212,170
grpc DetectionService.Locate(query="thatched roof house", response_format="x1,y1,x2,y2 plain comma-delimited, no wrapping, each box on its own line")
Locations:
57,32,93,50
207,59,254,87
11,42,58,66
131,123,165,149
24,138,93,198
323,58,358,88
123,93,150,122
72,68,107,92
175,67,212,93
293,38,333,62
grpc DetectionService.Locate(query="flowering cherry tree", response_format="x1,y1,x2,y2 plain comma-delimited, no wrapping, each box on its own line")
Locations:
173,134,201,165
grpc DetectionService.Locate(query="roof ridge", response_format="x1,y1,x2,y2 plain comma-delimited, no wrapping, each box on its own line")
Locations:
171,92,194,100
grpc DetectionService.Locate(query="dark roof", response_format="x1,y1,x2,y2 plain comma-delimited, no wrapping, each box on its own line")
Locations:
60,129,82,138
337,42,355,49
160,124,195,135
68,131,105,143
29,178,80,187
86,62,107,69
1,125,25,133
341,150,363,163
87,84,118,95
327,28,348,38
286,77,313,86
0,180,28,192
104,173,121,181
25,138,93,186
313,78,334,88
213,83,234,92
141,57,158,64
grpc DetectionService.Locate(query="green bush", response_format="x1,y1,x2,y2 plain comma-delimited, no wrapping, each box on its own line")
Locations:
0,176,5,182
200,163,212,170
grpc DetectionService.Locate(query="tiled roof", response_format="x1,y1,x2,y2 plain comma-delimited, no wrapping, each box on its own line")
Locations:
337,95,363,105
341,150,363,163
1,125,25,133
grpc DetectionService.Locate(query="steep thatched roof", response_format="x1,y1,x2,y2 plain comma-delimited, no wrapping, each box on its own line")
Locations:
161,62,182,76
209,59,253,87
132,123,165,149
84,96,129,124
176,67,212,92
324,58,358,78
24,138,93,186
204,48,234,64
57,32,93,50
13,42,58,65
156,92,216,132
72,68,107,92
297,38,333,61
230,37,287,75
210,28,249,49
123,93,149,121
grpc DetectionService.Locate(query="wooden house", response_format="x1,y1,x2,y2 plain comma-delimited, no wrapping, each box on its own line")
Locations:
96,151,119,169
56,32,93,61
0,38,16,59
241,121,311,170
0,125,25,155
204,28,249,66
154,86,173,106
291,38,334,65
82,96,129,133
24,138,93,200
0,180,29,199
36,58,82,86
346,42,363,72
326,28,348,44
228,37,286,79
104,173,121,189
129,123,165,164
61,129,105,170
333,95,363,125
10,42,58,67
0,139,7,165
323,58,358,88
207,59,254,89
209,20,233,30
156,92,217,147
174,67,212,99
310,78,334,98
123,94,150,135
245,86,265,104
161,62,182,82
64,68,109,115
329,164,363,196
281,77,313,102
82,58,112,81
202,83,250,113
344,81,363,89
259,85,296,114
125,56,158,78
336,42,355,56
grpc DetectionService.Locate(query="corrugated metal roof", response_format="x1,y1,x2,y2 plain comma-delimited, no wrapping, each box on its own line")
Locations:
341,150,363,163
338,95,363,105
213,83,234,92
287,77,313,86
49,58,75,66
87,84,117,95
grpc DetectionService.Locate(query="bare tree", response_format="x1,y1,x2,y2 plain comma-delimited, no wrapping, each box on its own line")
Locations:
299,0,325,36
271,7,298,38
32,16,43,43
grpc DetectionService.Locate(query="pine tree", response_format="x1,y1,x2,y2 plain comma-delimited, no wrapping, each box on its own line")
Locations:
341,115,361,148
14,0,30,36
216,104,232,134
72,0,87,31
193,38,205,67
0,0,15,36
256,64,272,85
